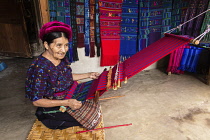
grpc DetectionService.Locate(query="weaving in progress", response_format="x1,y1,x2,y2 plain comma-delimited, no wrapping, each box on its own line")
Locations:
61,33,192,102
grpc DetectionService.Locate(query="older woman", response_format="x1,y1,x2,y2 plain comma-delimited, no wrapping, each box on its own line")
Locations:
25,21,100,129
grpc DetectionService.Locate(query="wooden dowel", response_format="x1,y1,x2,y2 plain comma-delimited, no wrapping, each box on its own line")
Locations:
99,95,125,101
76,123,132,134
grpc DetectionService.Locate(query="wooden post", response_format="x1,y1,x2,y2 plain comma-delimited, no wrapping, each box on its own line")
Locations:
38,0,50,25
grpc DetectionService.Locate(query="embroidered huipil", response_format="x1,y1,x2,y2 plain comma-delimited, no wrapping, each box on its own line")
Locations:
25,55,74,101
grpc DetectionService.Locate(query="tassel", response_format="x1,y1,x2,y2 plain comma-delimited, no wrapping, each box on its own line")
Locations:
124,77,128,84
117,78,121,88
106,67,112,89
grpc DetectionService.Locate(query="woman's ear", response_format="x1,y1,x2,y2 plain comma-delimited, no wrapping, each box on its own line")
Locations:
43,41,49,50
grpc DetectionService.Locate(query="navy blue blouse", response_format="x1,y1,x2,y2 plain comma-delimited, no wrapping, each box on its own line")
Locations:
25,55,74,101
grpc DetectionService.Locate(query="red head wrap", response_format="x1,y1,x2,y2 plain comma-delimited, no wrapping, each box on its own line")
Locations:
39,21,72,41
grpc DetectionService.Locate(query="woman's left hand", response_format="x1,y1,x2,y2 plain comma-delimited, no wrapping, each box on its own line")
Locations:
89,72,100,79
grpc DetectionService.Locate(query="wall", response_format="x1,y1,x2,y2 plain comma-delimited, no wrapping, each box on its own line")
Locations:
70,47,163,74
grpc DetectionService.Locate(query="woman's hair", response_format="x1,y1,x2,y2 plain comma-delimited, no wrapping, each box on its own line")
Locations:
42,31,69,45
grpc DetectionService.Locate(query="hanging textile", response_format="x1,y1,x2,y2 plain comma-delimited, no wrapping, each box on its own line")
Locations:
161,0,172,36
171,0,182,32
166,44,191,74
84,0,91,56
138,0,163,51
99,0,123,66
90,0,96,57
120,0,139,60
76,0,85,48
200,1,210,42
181,0,199,36
178,46,204,73
70,0,79,61
94,0,101,57
192,0,209,37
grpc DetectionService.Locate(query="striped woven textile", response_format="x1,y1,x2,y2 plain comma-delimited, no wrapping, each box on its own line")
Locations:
56,33,192,100
123,33,192,79
99,0,123,66
54,70,108,101
178,46,204,73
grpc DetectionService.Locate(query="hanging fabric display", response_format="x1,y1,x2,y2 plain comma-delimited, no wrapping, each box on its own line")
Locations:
84,0,91,56
200,1,210,42
171,0,182,33
192,0,209,37
76,0,85,48
120,0,139,60
182,0,200,37
99,0,123,66
161,0,172,36
94,0,101,57
138,0,163,51
178,46,204,73
70,0,79,61
90,0,96,57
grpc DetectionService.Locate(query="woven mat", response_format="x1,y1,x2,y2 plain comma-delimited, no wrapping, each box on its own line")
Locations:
27,119,105,140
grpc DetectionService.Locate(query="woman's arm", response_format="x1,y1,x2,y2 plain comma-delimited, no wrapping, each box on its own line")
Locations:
33,98,82,110
72,72,100,81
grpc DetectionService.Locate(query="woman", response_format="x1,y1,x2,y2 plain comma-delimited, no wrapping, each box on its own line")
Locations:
25,21,100,129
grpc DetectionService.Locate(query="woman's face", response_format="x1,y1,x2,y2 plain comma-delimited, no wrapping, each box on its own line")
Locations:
44,36,69,60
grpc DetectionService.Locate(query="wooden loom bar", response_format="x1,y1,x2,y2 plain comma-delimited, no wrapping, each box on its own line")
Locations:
99,95,125,101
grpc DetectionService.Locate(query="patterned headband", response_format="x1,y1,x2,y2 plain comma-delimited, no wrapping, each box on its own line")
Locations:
39,21,72,41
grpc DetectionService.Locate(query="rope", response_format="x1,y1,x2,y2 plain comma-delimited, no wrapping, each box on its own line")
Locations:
165,9,210,33
191,25,210,44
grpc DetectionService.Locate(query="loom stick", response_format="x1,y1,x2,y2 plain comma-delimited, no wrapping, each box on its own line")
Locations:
76,123,132,134
99,95,125,101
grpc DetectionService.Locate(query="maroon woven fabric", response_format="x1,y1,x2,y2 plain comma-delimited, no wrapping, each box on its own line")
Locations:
123,33,192,79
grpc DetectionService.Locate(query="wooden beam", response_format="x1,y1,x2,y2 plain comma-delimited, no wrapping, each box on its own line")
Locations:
38,0,50,25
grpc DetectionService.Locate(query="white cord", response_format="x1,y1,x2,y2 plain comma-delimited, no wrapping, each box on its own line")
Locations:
164,9,210,34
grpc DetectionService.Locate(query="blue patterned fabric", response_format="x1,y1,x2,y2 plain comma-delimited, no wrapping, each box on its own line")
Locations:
25,55,73,101
84,0,90,56
120,0,139,60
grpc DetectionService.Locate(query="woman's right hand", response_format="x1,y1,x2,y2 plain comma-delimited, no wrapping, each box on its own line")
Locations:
66,99,82,110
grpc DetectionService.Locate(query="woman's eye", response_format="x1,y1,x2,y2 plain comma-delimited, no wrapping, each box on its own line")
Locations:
57,44,62,47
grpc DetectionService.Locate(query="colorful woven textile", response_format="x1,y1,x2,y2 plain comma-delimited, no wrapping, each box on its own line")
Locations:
90,0,96,57
166,45,189,74
178,46,204,73
76,0,85,48
192,0,209,37
66,99,102,130
54,70,108,101
84,0,91,56
70,0,79,61
99,0,123,66
95,0,101,57
161,0,172,36
123,33,192,79
138,0,163,51
120,0,139,59
200,1,210,42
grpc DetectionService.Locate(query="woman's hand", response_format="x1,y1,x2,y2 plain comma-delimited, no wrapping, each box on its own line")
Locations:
89,72,100,79
66,99,82,110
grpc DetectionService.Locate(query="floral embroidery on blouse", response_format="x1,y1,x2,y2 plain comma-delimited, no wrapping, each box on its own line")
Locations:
25,55,73,101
